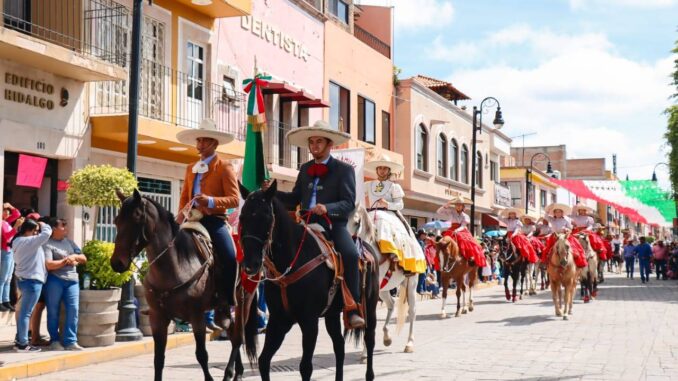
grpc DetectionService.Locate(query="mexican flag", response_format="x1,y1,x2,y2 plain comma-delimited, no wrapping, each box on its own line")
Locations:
241,72,272,192
552,179,676,226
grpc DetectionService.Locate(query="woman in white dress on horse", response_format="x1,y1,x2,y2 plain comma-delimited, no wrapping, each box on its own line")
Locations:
364,155,426,274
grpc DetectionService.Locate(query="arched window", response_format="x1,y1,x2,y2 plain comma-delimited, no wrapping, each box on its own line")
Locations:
461,144,469,184
416,124,428,171
476,151,483,188
449,139,458,181
437,133,447,177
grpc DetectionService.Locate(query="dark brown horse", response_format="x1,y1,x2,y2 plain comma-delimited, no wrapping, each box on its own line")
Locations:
237,182,379,381
110,190,255,381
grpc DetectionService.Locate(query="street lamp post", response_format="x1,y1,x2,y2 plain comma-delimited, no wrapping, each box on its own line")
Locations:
116,0,148,343
470,97,504,236
525,153,554,215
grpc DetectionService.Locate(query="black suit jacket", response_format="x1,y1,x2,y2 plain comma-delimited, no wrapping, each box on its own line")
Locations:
276,156,356,223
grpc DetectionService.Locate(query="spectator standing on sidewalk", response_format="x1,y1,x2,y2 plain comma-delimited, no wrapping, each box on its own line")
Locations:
623,240,636,279
1,203,23,312
10,219,52,352
652,240,668,280
415,230,427,294
43,218,87,351
635,237,653,284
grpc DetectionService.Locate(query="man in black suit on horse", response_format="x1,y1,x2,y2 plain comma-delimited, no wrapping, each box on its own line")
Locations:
262,120,365,329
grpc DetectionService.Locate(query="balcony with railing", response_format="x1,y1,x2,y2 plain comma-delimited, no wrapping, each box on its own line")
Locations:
354,24,390,59
1,0,129,81
91,58,248,142
267,120,309,172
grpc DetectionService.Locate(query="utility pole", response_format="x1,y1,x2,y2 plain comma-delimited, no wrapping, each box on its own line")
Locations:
510,132,537,166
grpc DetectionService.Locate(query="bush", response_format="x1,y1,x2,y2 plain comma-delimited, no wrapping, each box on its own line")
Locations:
80,240,133,290
136,255,149,284
67,165,137,207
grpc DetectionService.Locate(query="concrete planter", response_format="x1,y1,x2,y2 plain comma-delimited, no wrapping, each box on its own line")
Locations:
78,288,121,347
134,284,174,336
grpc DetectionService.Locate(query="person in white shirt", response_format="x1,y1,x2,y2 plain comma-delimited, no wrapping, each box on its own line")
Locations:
540,203,588,268
364,155,426,274
436,196,487,267
497,208,537,263
571,203,607,259
521,215,546,255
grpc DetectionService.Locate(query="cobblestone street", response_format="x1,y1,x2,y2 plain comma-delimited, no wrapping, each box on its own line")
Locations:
22,272,678,381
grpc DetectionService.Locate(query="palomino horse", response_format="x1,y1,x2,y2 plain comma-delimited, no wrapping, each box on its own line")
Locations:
110,190,249,381
546,234,579,320
237,182,379,381
497,238,528,302
436,236,478,318
578,234,598,303
349,205,417,355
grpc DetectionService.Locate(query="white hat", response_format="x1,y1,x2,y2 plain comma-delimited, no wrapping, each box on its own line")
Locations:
365,153,404,174
573,203,594,214
521,214,537,223
545,203,572,216
449,195,473,205
286,120,351,147
499,208,524,219
176,118,235,146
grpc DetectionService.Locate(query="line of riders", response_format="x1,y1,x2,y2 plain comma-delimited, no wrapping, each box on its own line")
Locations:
112,118,622,381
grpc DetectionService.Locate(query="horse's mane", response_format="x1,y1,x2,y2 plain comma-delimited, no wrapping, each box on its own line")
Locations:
554,234,571,255
143,197,180,236
143,196,193,260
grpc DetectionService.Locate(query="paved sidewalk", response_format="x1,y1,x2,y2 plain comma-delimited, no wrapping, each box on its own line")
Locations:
20,273,678,380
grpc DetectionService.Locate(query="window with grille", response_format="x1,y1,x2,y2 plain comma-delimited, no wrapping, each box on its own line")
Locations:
187,41,204,101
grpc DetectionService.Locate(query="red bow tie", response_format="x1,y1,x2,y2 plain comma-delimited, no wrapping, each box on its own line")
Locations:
307,163,328,178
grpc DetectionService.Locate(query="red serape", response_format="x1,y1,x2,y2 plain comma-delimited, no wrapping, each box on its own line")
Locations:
233,232,260,293
442,225,487,267
507,231,538,263
529,236,546,255
542,233,588,268
573,228,608,261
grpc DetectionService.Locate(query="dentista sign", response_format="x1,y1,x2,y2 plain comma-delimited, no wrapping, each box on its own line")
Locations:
4,72,55,110
241,16,310,62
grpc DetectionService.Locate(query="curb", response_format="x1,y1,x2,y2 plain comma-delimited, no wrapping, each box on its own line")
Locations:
0,333,209,381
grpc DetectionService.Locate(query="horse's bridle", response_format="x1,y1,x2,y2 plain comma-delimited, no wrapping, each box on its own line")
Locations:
239,200,275,280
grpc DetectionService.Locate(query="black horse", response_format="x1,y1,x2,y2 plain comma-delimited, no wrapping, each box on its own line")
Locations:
497,237,528,302
110,190,254,381
237,181,379,381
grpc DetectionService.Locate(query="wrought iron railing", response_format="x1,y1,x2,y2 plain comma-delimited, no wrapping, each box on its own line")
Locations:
2,0,129,66
354,25,390,59
266,120,309,170
91,58,248,141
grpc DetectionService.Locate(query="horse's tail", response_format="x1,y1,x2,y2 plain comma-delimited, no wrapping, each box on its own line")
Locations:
243,290,259,365
346,324,364,348
395,279,408,335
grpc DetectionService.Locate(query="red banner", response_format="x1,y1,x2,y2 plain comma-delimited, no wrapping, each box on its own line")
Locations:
16,154,47,188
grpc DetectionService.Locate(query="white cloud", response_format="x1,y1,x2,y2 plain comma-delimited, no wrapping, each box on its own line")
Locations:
430,36,479,64
441,27,676,183
569,0,678,10
356,0,454,31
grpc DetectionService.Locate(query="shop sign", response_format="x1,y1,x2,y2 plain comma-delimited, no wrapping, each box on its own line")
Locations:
494,183,512,207
4,72,57,110
241,16,310,62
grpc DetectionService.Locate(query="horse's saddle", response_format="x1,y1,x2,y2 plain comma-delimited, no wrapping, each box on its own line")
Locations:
179,209,213,265
303,223,338,271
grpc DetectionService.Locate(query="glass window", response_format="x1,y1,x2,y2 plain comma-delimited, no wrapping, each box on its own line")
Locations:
490,161,498,182
222,76,236,100
416,124,428,171
186,41,204,101
528,183,536,207
437,134,447,177
475,151,482,188
503,181,522,207
329,82,350,133
551,193,557,203
381,111,391,150
358,96,375,144
329,0,350,24
540,190,547,208
461,144,469,184
449,139,458,181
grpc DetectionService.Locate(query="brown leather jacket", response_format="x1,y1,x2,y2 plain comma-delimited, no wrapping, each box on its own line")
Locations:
178,156,239,216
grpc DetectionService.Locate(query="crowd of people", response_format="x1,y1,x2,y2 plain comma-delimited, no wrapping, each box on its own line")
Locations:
621,236,678,283
1,203,86,353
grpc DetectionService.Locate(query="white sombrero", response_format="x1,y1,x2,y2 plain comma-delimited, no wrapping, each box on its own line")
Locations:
545,203,572,216
365,153,404,174
521,214,538,223
499,207,524,219
286,120,351,147
176,118,235,146
449,195,473,205
573,203,594,214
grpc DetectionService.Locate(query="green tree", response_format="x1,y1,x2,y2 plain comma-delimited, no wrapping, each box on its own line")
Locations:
665,35,678,193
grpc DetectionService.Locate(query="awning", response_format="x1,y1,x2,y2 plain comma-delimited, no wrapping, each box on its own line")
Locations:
280,90,315,102
482,213,506,228
298,99,330,108
261,82,298,95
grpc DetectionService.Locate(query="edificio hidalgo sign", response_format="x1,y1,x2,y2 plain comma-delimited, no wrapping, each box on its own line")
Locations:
241,16,310,62
4,72,55,110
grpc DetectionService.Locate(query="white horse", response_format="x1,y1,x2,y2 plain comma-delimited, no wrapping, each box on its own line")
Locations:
524,262,538,296
349,205,417,357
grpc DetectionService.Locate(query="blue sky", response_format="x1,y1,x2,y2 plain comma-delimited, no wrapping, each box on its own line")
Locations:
360,0,678,187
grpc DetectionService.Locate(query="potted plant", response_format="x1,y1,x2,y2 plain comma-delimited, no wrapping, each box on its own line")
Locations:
77,240,133,347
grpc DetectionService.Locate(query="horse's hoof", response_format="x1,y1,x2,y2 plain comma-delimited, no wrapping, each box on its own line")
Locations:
505,291,511,300
461,308,468,314
512,296,517,303
583,296,590,303
404,344,414,353
556,312,562,317
591,291,598,298
360,356,368,364
563,315,569,320
468,305,474,312
455,311,461,317
519,295,523,300
383,337,392,347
